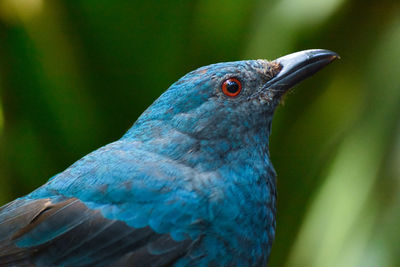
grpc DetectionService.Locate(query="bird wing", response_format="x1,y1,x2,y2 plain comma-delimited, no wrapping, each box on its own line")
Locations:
0,197,195,266
0,140,208,266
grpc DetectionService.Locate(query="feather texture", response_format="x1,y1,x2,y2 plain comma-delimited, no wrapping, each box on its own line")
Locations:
0,197,195,266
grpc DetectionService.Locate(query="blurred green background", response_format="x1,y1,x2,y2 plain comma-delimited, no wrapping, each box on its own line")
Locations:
0,0,399,266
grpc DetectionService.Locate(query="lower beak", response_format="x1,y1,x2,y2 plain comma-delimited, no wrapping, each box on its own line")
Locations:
263,49,339,97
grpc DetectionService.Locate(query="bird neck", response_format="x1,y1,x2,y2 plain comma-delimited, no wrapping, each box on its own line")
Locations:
122,116,273,176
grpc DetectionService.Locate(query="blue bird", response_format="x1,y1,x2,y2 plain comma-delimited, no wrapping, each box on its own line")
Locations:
0,49,338,266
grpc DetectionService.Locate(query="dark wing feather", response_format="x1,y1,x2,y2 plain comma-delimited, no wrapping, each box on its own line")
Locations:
0,197,194,267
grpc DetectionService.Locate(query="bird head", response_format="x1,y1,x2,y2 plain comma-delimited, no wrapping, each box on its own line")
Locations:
127,49,338,148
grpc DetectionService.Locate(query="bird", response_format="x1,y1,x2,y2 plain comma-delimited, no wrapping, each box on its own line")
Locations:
0,49,338,266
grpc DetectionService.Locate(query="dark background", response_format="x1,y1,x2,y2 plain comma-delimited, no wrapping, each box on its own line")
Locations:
1,0,400,266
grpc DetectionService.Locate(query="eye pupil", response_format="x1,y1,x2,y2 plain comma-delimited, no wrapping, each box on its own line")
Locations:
222,78,242,97
226,80,239,94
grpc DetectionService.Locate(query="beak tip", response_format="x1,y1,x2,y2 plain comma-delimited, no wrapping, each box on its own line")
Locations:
326,50,340,61
332,53,341,60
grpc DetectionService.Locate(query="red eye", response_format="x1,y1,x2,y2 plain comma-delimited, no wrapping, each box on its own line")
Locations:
221,78,242,97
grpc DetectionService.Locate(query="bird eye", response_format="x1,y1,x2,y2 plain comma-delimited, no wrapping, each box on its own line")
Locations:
221,78,242,97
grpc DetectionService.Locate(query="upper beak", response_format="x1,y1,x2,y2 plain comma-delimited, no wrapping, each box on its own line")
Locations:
263,49,339,96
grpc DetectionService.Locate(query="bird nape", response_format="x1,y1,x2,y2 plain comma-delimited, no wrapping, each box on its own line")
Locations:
0,49,338,266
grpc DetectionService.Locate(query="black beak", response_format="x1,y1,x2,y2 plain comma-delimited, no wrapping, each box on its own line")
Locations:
264,49,339,97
